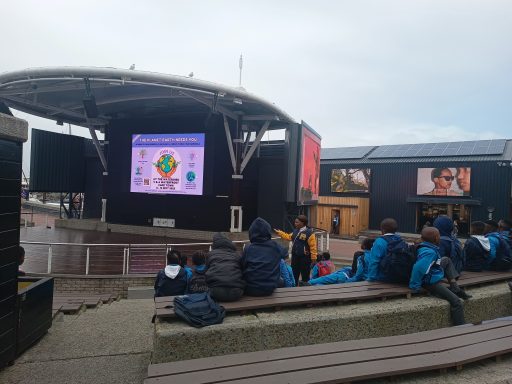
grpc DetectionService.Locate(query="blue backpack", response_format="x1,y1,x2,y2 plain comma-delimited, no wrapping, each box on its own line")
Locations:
173,292,225,328
440,236,465,273
379,237,417,284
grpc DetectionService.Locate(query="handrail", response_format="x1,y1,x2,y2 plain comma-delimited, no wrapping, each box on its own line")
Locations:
20,231,329,276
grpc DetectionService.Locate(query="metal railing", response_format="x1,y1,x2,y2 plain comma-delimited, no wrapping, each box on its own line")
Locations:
20,231,329,276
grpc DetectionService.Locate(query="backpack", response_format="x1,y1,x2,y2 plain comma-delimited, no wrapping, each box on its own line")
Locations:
317,261,331,277
490,234,512,271
440,236,465,273
379,237,417,284
173,292,225,328
188,269,209,293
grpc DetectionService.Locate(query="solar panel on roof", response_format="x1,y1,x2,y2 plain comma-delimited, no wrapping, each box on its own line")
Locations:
368,139,507,159
321,146,375,160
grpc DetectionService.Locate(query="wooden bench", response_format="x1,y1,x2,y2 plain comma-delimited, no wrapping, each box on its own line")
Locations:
154,271,512,320
145,319,512,383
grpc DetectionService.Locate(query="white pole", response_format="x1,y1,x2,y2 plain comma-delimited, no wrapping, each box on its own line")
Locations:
101,198,107,222
24,217,27,228
320,234,324,252
85,247,90,275
122,248,127,275
326,233,330,251
126,246,130,274
47,245,52,273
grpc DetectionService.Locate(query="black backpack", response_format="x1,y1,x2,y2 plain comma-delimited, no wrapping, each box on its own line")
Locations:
188,268,209,293
173,292,225,328
379,236,417,284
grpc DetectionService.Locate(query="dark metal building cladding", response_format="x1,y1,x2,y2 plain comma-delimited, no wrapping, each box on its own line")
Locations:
320,141,512,233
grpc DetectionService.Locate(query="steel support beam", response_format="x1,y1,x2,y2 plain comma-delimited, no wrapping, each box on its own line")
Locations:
89,127,108,172
223,115,237,174
182,90,238,120
240,120,270,173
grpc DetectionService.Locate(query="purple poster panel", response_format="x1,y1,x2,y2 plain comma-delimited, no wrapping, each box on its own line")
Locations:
130,133,205,195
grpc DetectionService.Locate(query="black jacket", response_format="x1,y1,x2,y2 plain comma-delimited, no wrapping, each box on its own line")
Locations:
154,265,188,297
241,217,282,294
205,233,245,289
463,237,488,272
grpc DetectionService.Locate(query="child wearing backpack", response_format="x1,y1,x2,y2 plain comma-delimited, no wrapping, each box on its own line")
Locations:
188,250,208,293
433,216,464,273
485,220,512,271
311,252,335,279
409,227,470,326
463,221,491,272
366,218,414,283
179,253,193,280
154,250,189,297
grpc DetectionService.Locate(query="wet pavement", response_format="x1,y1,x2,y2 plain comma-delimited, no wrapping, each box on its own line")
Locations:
19,225,360,275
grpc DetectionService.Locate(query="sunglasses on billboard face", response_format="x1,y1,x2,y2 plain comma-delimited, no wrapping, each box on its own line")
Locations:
437,176,454,181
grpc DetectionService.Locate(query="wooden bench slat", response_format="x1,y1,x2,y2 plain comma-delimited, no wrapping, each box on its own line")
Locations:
145,328,512,384
155,287,412,318
147,321,512,377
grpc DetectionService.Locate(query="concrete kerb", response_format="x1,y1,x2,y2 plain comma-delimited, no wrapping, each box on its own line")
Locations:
151,282,512,364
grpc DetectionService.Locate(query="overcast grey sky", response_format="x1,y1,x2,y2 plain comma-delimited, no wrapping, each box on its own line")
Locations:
2,0,512,175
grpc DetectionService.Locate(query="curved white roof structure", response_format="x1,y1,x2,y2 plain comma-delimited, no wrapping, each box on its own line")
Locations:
0,66,296,129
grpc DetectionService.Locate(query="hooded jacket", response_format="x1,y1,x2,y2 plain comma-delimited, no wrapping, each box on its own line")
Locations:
347,250,370,282
241,217,282,294
366,233,402,282
463,235,490,272
409,242,444,291
433,216,463,272
154,264,188,297
205,233,245,289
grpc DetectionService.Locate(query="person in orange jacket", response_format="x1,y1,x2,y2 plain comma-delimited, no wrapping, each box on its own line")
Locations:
274,215,317,286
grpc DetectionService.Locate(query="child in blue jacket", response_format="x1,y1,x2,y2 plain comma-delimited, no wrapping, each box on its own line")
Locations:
409,227,470,326
309,266,352,285
366,218,403,282
311,252,335,279
485,220,512,270
278,247,296,288
347,238,375,283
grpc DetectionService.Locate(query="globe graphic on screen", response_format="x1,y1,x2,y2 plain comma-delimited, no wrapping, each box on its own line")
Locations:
154,154,179,178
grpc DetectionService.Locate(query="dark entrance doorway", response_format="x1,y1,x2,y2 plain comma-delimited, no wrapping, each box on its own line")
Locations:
417,203,471,237
331,209,340,235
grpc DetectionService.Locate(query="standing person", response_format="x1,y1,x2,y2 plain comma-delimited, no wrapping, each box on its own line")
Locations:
274,215,318,286
433,216,464,273
332,214,339,234
409,227,470,326
242,217,282,296
205,233,245,302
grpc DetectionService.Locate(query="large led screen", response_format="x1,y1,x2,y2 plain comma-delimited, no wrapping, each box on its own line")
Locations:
416,167,471,196
130,133,205,195
331,169,371,193
298,125,321,204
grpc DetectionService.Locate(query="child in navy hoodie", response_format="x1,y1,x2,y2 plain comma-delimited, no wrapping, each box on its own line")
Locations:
409,227,469,326
241,217,282,296
154,250,189,297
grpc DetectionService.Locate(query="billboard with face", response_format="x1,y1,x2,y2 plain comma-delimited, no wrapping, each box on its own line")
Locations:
417,167,471,196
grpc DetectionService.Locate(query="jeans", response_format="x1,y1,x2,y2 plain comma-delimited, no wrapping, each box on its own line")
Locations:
424,283,465,326
440,256,459,281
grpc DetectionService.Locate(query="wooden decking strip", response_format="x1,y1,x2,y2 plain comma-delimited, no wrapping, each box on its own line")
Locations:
145,321,512,384
154,271,512,320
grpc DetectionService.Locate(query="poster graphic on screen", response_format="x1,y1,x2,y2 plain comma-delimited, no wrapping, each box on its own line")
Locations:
416,167,471,196
130,133,205,195
331,169,371,193
298,126,321,204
